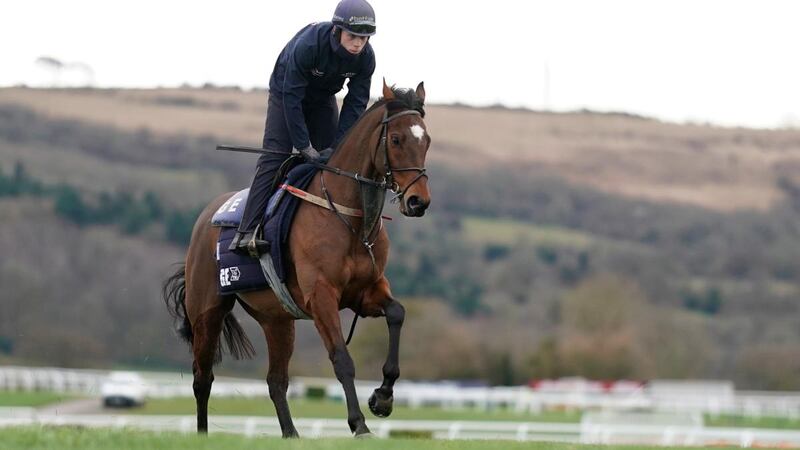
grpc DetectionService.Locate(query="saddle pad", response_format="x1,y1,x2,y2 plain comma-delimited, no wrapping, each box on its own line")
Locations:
214,163,318,294
216,227,269,294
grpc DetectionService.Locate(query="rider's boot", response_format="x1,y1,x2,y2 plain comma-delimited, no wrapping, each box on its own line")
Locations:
229,225,270,258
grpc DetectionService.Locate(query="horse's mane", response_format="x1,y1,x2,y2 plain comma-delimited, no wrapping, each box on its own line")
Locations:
335,86,425,151
369,86,426,117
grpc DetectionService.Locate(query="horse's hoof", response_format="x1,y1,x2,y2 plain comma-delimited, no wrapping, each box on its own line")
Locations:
355,431,374,439
282,430,300,439
353,422,372,437
368,389,394,418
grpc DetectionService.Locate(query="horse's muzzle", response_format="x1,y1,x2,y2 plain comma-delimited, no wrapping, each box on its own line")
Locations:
404,195,429,217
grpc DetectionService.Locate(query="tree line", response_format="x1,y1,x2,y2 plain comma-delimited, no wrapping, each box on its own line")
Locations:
0,161,200,245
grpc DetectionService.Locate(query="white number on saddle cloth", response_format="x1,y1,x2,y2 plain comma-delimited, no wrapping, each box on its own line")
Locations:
228,198,242,212
220,268,231,287
215,197,243,214
219,267,242,287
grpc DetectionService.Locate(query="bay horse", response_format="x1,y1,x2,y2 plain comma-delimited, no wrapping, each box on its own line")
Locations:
163,80,431,437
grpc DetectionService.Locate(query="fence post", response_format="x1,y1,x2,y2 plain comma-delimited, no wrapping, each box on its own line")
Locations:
377,421,391,438
516,423,529,441
447,422,461,440
310,420,324,438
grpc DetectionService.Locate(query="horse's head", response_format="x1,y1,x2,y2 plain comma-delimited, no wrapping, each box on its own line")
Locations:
378,79,432,217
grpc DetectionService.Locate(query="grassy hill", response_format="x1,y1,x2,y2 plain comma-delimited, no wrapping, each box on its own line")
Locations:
1,87,799,389
2,87,799,211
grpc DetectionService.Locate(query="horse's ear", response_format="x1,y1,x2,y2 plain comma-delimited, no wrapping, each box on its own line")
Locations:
415,82,426,103
382,78,395,100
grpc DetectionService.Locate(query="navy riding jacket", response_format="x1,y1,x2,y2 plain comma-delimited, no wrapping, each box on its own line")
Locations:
268,21,376,151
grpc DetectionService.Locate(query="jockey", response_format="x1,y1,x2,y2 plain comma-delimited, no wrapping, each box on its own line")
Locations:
230,0,377,255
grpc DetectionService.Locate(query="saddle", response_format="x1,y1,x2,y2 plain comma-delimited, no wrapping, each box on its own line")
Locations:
211,161,318,305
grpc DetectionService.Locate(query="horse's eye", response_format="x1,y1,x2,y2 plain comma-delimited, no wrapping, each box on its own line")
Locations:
391,136,401,146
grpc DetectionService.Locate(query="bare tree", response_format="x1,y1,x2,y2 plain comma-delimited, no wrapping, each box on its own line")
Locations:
35,56,64,86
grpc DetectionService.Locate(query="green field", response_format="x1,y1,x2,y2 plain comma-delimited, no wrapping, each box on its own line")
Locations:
461,216,597,248
0,391,76,407
0,426,744,450
132,397,582,423
706,414,800,430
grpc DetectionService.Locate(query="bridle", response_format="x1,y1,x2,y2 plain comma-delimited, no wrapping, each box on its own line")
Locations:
312,103,429,257
314,106,429,204
375,108,429,205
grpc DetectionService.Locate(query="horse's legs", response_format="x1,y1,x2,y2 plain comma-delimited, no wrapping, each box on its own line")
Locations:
191,297,234,433
310,279,370,436
368,299,405,418
262,319,299,438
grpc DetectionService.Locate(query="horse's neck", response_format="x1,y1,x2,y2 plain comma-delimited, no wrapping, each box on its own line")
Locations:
322,109,382,205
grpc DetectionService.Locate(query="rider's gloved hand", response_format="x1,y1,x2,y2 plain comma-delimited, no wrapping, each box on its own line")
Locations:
318,147,334,163
298,146,321,162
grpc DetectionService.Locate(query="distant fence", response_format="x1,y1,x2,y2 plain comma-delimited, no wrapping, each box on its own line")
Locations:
2,366,800,419
3,413,800,447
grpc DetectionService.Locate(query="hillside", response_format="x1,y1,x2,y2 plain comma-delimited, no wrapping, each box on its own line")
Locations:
1,87,799,389
2,87,799,211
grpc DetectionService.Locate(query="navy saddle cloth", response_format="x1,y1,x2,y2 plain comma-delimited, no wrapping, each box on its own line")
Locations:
212,163,318,294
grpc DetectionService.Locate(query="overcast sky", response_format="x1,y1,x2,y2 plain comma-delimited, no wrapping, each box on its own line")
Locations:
3,0,799,128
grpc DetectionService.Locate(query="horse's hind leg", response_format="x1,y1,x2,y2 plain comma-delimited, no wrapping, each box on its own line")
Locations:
262,319,299,438
310,279,370,436
191,295,235,433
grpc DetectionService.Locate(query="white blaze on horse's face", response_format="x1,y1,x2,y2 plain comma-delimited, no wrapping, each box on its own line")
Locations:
410,125,425,143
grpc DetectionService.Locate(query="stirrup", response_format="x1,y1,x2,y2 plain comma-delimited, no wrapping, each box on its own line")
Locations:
246,235,270,259
245,224,269,258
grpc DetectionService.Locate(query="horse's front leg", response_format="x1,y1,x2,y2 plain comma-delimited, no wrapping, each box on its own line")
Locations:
368,298,404,418
310,278,371,436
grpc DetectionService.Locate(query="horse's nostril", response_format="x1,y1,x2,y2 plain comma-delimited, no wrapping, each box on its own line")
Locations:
407,196,421,209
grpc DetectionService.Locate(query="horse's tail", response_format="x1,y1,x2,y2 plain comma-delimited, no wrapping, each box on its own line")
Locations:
221,311,256,361
163,263,193,344
163,263,255,362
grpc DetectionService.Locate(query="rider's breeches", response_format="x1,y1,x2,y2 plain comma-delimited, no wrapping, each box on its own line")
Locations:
237,93,339,234
237,152,290,234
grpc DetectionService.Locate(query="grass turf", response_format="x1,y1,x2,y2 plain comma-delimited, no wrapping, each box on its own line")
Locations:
706,414,800,430
0,391,76,407
0,426,744,450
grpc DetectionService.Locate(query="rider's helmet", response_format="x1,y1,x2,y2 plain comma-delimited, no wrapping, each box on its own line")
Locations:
332,0,376,36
